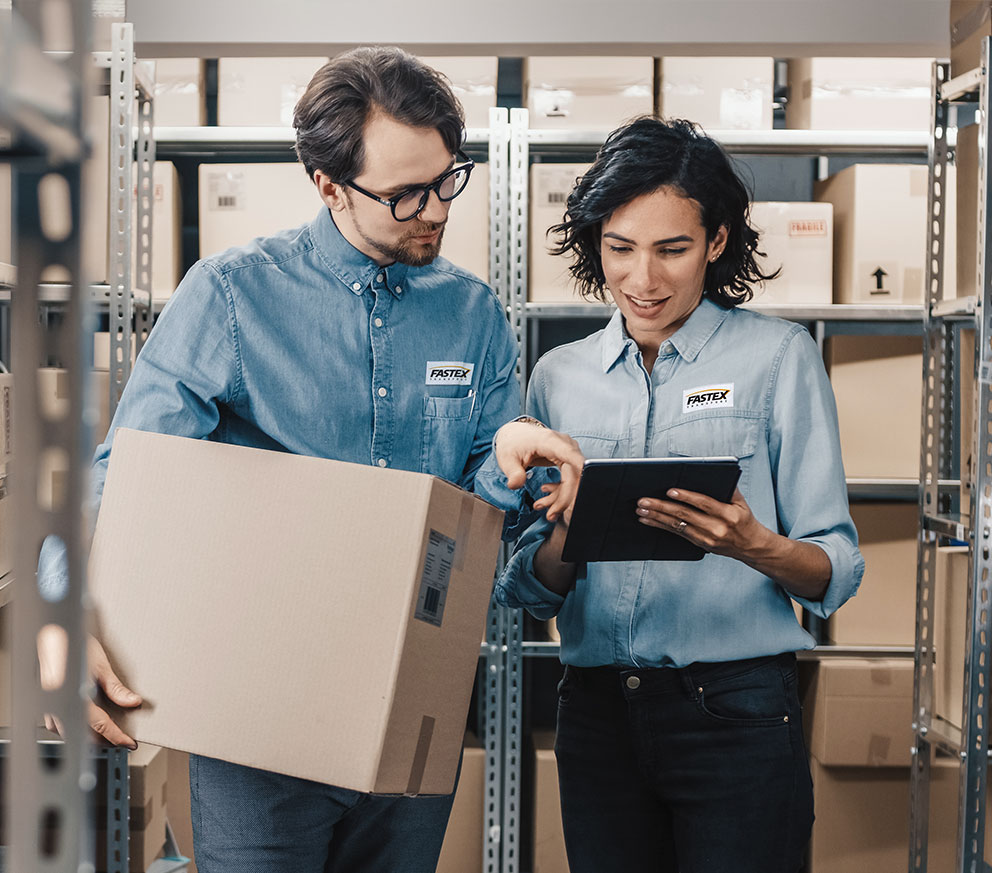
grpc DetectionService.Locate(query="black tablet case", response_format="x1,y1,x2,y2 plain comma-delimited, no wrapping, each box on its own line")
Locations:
560,457,741,563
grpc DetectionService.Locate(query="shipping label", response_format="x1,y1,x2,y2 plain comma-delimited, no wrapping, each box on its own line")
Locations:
415,529,455,627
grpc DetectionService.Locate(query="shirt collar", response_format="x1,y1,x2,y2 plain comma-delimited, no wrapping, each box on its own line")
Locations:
600,297,733,372
309,206,411,298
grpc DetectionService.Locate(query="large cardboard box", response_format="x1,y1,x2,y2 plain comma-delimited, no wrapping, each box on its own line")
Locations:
533,730,568,873
198,162,319,258
218,58,329,127
657,57,774,131
748,201,833,305
802,658,914,767
934,546,969,731
826,334,923,479
145,58,205,127
951,1,992,77
441,162,489,283
529,163,591,302
436,733,485,873
429,57,497,130
827,502,918,646
525,58,653,130
88,429,504,794
786,58,933,132
815,163,928,304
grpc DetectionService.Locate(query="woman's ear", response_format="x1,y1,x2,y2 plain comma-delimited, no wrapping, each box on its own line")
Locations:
708,224,729,262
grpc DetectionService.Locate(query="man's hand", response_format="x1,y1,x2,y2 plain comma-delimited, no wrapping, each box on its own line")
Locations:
494,420,585,522
38,628,142,748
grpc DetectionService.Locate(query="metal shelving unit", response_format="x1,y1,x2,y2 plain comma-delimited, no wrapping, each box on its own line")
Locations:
909,47,992,873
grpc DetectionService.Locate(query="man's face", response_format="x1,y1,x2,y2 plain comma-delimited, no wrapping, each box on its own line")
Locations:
323,113,456,267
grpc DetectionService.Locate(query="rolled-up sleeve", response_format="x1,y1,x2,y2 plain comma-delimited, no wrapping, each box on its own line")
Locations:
493,515,565,619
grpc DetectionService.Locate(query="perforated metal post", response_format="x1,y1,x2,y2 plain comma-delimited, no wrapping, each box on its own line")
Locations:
134,63,155,355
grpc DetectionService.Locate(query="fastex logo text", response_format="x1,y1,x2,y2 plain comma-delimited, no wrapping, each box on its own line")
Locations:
426,362,475,386
682,383,734,414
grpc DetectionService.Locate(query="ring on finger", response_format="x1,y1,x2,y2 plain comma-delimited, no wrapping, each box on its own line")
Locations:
676,519,688,533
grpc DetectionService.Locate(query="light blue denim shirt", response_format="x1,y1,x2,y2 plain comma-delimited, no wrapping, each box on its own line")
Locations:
38,205,521,596
485,298,864,668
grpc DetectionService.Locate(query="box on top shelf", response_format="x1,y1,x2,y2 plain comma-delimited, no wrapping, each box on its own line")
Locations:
748,201,833,305
951,1,992,77
141,58,205,127
827,502,918,646
435,733,485,873
529,162,591,303
198,162,320,258
428,57,498,130
656,57,774,131
524,57,654,130
825,334,922,479
785,58,933,131
440,161,489,283
88,428,504,795
217,57,329,127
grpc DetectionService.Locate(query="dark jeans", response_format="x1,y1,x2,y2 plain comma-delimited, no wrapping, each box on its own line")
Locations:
189,754,456,873
554,652,813,873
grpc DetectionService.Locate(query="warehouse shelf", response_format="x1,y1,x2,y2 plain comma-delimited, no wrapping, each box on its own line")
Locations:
0,281,151,309
526,301,929,321
847,479,959,500
922,512,970,541
931,295,978,318
941,68,983,102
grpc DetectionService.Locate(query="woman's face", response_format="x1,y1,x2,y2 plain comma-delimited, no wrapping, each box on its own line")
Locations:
600,186,727,355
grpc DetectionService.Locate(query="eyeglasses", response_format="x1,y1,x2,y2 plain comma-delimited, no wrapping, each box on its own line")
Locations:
345,152,475,222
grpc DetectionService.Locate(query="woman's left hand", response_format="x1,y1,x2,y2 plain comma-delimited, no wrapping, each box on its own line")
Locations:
635,486,769,562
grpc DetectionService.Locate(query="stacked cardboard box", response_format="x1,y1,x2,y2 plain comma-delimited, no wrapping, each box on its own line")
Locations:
748,201,833,305
440,162,490,282
528,163,591,302
142,59,206,127
532,730,568,873
429,57,498,130
436,733,486,873
217,58,329,127
656,58,774,131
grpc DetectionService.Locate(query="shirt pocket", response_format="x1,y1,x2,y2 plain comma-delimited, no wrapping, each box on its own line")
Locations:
421,393,476,484
574,435,622,460
664,415,761,494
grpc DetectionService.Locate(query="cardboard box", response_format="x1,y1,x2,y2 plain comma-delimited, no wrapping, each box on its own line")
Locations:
436,733,485,873
93,332,137,371
951,1,992,77
0,162,10,265
657,57,774,131
144,58,205,127
525,58,654,130
166,749,198,872
826,334,923,479
88,428,504,794
141,161,183,302
529,163,591,302
815,163,928,304
429,57,497,130
218,58,329,127
533,730,568,873
956,123,979,301
748,201,833,305
441,162,489,282
786,58,933,132
827,502,919,646
934,546,969,731
198,162,320,258
0,372,11,467
0,477,9,581
803,658,914,767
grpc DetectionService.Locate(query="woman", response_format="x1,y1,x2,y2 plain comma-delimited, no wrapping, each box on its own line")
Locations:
490,117,863,873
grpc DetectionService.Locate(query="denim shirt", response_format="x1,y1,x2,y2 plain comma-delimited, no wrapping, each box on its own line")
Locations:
485,299,864,668
38,206,521,597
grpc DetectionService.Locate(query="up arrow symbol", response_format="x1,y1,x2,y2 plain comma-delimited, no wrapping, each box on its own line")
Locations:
871,267,888,291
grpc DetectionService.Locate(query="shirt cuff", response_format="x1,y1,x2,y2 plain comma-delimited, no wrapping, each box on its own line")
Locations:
494,531,566,620
792,534,865,619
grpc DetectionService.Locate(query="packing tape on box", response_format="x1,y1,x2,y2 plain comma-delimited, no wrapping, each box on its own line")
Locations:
953,0,992,46
406,714,436,795
869,665,894,686
868,733,893,765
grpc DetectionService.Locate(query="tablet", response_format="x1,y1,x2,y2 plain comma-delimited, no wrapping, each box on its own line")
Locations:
560,456,742,563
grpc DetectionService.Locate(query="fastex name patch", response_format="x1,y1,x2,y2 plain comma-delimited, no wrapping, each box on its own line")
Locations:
426,362,475,386
682,383,734,413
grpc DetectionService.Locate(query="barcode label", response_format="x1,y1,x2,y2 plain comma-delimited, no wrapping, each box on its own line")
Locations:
414,529,455,627
217,195,238,208
547,191,567,204
207,171,245,211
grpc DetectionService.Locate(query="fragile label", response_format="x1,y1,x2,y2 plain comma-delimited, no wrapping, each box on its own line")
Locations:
426,362,474,386
788,219,828,237
682,384,734,413
415,530,455,627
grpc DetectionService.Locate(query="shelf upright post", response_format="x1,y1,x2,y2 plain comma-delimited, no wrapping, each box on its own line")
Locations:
485,105,511,873
4,2,94,872
134,59,155,355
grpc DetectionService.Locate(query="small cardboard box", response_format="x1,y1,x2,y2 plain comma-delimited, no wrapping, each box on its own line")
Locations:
429,57,498,130
529,163,592,302
533,730,568,873
827,502,919,646
198,162,319,258
786,57,932,132
436,733,485,873
218,57,329,127
951,1,992,77
656,57,774,131
814,163,929,304
441,162,489,283
88,429,504,795
934,546,969,731
825,334,923,479
525,57,654,130
748,201,833,305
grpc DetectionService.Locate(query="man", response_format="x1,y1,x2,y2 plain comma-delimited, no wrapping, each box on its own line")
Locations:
39,46,580,873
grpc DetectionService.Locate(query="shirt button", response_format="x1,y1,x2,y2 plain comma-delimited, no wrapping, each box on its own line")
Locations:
625,675,640,690
395,284,402,294
374,317,383,328
376,273,384,283
351,282,361,291
377,458,387,468
377,387,387,397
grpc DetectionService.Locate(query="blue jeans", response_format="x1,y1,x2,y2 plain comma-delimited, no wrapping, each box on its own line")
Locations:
189,755,456,873
554,652,813,873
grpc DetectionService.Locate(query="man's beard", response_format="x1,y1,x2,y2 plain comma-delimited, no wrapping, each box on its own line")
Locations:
355,218,447,267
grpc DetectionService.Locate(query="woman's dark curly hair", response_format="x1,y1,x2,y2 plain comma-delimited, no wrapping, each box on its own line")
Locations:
550,116,778,306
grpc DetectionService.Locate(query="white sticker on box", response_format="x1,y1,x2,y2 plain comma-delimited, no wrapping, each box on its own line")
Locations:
415,530,455,627
682,383,734,413
207,171,244,211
